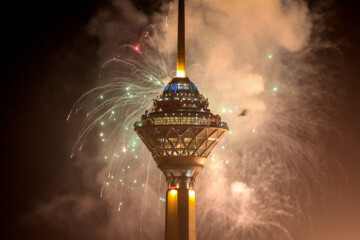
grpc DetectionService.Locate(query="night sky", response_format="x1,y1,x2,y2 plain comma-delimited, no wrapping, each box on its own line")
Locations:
2,0,360,239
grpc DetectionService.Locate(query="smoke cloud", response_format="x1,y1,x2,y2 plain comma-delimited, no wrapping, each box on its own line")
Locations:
20,0,344,240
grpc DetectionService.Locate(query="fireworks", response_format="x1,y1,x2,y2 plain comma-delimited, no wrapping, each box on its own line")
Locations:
68,0,339,239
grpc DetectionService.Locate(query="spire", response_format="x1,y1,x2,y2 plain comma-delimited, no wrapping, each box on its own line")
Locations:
176,0,186,78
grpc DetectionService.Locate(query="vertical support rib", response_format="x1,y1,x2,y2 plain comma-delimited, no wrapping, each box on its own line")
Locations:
188,189,196,239
166,189,179,240
177,0,186,77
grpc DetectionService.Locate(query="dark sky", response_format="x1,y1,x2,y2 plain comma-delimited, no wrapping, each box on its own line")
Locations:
1,0,359,239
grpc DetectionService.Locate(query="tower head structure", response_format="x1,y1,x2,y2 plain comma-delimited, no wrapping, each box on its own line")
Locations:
134,0,228,239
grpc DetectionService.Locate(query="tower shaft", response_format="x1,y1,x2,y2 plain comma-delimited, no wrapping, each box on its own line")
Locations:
166,178,196,240
177,0,186,77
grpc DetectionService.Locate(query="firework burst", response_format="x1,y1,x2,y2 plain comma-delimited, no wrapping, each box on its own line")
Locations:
69,1,340,239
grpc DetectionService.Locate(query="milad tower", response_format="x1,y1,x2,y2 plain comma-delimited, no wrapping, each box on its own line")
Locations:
134,0,229,239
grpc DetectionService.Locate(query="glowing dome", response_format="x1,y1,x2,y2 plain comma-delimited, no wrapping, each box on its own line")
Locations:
163,77,199,95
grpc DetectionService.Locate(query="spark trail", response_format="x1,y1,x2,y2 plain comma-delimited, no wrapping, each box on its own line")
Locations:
69,1,340,239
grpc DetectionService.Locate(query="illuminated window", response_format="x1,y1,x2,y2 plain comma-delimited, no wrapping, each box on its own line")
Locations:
176,143,184,148
177,83,188,90
183,138,191,143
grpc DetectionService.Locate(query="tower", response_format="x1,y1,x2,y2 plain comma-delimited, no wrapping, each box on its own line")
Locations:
134,0,228,239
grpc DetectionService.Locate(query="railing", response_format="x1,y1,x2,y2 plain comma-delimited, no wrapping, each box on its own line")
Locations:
134,118,229,130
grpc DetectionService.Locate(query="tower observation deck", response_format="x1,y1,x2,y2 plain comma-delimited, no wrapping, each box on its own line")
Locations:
134,1,228,239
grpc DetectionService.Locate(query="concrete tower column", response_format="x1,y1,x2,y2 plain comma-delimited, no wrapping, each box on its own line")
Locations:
165,177,196,240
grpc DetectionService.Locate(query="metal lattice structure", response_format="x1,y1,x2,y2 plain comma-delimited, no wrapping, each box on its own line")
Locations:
136,126,227,158
135,125,227,179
